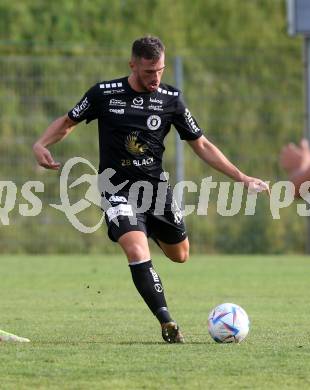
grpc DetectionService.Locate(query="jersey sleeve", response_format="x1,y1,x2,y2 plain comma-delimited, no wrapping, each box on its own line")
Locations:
172,95,203,140
67,84,99,123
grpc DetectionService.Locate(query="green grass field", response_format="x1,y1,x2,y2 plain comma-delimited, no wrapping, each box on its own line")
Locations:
1,254,310,389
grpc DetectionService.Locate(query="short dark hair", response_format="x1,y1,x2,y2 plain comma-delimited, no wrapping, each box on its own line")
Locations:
131,36,165,60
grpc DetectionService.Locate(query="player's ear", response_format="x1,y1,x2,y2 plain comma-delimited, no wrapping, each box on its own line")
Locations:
129,57,136,72
129,56,140,73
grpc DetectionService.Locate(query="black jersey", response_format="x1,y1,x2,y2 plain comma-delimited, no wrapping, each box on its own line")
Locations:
67,76,202,188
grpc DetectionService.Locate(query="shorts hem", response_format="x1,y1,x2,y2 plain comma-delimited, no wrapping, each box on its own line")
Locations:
154,233,188,245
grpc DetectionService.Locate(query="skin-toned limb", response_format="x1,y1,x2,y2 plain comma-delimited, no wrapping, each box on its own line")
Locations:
157,238,189,263
280,139,310,173
118,231,189,264
118,231,151,263
280,138,310,195
32,114,77,170
188,135,270,194
290,167,310,196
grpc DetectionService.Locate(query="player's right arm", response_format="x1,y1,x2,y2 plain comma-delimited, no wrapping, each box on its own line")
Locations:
32,114,77,170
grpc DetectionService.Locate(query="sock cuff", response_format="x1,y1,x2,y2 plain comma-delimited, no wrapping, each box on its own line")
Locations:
129,260,152,270
155,306,169,316
129,259,151,266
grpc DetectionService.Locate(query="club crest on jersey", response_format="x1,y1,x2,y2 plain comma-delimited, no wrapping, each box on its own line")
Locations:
125,132,148,156
147,115,161,131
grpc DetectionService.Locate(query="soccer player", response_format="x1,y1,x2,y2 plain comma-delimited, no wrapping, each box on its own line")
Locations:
33,36,269,343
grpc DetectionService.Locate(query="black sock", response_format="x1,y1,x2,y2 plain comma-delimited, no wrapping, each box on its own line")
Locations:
129,260,173,324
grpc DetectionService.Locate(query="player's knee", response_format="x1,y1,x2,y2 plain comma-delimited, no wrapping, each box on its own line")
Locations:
168,249,189,263
125,242,148,260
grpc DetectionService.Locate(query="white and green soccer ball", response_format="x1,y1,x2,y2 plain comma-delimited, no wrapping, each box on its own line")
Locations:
208,303,249,343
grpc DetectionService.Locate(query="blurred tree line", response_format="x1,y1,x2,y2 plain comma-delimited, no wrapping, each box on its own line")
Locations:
0,0,306,253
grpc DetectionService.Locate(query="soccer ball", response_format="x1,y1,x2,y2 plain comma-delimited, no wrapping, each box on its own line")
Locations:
208,303,249,343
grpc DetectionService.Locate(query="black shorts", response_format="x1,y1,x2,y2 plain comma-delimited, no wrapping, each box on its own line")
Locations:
102,188,187,244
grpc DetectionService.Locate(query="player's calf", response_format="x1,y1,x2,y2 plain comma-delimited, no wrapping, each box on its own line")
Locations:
129,259,184,342
158,239,190,263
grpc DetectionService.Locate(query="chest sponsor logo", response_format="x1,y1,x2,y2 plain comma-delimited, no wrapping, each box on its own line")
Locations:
109,99,126,107
184,108,201,133
147,115,161,130
149,97,163,105
133,97,143,105
131,96,144,110
72,97,89,118
148,97,163,111
103,89,125,95
133,158,153,167
109,108,124,115
148,105,163,112
121,157,154,167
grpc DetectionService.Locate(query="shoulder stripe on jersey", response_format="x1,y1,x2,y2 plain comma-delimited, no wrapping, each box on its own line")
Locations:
100,82,123,89
157,87,179,96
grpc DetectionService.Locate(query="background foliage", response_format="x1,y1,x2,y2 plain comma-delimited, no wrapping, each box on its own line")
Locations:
0,0,306,253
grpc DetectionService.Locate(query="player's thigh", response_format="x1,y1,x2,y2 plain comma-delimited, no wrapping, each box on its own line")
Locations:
103,193,147,241
118,231,151,262
103,196,150,262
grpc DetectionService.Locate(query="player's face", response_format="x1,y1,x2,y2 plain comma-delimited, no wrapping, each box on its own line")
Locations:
130,53,165,92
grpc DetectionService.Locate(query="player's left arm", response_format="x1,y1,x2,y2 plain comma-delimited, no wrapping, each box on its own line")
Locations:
187,135,269,193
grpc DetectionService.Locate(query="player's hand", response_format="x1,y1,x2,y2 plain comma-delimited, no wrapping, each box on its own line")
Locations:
243,176,270,196
32,143,61,170
280,139,310,174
